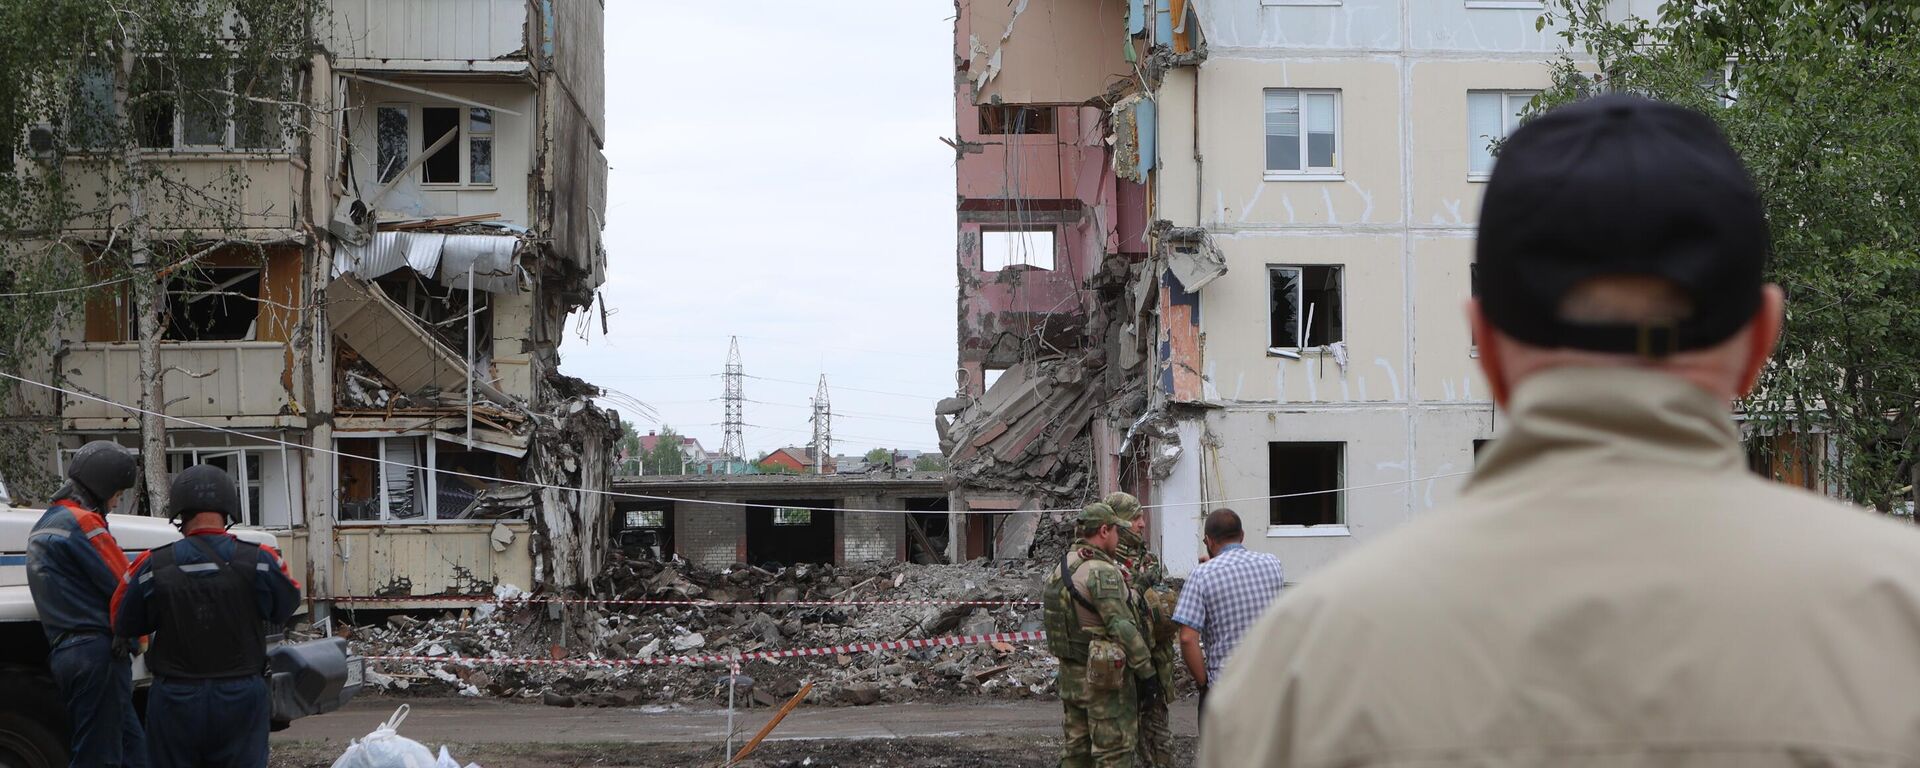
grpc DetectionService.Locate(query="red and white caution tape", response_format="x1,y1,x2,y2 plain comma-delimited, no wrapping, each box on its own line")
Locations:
326,595,1041,609
363,630,1047,669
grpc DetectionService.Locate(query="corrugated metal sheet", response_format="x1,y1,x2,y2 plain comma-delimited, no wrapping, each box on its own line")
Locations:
335,232,521,294
438,235,520,293
329,0,527,62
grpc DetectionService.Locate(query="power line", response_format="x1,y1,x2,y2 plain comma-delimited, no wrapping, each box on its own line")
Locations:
745,374,938,401
0,275,133,298
0,370,1475,516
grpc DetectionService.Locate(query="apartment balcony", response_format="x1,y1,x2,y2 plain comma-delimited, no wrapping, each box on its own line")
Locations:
60,342,303,430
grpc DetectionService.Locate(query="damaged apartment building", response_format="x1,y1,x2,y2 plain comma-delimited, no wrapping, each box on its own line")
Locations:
939,0,1202,563
945,0,1683,578
40,0,613,611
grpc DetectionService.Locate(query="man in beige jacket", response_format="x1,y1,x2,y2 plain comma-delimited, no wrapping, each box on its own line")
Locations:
1202,93,1920,767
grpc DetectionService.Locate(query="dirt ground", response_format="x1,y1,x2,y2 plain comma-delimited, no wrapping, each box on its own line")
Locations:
272,735,1199,768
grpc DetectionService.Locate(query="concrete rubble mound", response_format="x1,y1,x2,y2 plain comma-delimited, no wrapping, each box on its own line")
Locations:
331,555,1061,708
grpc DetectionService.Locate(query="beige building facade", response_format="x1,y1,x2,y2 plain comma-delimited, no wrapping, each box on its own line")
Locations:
1145,1,1662,578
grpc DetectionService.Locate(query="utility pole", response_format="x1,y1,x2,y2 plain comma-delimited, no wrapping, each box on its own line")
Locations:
809,375,831,474
721,337,746,474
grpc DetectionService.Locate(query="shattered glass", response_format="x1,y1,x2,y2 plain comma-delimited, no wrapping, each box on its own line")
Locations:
377,106,408,183
1269,267,1299,348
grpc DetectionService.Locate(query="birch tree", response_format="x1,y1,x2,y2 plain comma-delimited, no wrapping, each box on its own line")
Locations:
0,0,321,509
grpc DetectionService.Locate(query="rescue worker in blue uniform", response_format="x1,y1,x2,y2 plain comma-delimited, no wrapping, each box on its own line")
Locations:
26,440,147,768
112,465,302,768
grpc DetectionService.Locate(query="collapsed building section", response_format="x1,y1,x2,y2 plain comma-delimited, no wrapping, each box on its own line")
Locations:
297,0,614,600
941,0,1205,559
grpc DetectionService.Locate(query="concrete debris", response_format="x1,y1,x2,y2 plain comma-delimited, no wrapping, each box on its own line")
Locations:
939,358,1102,532
332,557,1058,707
1155,222,1226,292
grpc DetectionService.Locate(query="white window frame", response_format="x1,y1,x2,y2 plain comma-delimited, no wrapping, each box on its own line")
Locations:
1263,88,1343,181
335,434,510,525
1464,0,1544,9
1265,441,1349,537
1467,90,1537,182
1266,264,1345,354
374,103,411,184
142,56,291,153
404,104,496,189
162,446,299,528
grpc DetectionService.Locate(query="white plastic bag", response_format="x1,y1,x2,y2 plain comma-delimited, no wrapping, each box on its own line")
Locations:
435,746,480,768
329,705,439,768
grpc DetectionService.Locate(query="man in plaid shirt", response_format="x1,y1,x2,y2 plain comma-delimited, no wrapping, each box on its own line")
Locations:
1171,508,1284,732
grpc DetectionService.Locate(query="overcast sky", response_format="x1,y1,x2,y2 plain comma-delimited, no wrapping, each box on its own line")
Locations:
555,2,958,458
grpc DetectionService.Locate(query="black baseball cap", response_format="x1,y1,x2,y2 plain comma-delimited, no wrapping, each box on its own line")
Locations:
1475,93,1769,358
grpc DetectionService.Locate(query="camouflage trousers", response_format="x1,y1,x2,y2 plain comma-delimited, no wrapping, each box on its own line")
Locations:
1135,644,1176,768
1058,660,1139,768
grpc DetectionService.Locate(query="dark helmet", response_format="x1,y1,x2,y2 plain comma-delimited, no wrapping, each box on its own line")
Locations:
65,440,137,508
167,465,240,524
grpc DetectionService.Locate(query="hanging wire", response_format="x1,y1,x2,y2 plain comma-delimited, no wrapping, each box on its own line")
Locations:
0,369,1472,516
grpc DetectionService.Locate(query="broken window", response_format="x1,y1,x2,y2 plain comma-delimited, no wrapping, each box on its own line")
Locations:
431,444,503,519
421,106,461,183
1265,89,1340,174
468,108,493,184
1467,90,1536,179
338,436,522,523
1268,265,1343,350
376,105,409,183
626,510,665,528
978,105,1054,135
1469,262,1480,350
336,436,423,522
166,447,298,527
981,229,1055,271
164,266,262,341
1269,442,1344,527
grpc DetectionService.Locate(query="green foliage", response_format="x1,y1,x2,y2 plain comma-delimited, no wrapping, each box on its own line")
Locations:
913,454,949,472
864,447,892,465
1539,1,1920,511
0,0,321,497
644,426,688,476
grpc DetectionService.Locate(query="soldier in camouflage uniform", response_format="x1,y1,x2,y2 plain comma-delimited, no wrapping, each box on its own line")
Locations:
1044,502,1161,767
1106,491,1176,768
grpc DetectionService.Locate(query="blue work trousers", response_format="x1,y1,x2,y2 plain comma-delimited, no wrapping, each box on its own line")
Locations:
144,676,269,768
47,633,147,768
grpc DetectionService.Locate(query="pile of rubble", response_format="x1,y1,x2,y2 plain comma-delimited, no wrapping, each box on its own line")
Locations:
333,556,1061,708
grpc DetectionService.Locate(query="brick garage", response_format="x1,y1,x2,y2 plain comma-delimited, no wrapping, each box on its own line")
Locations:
613,474,943,569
